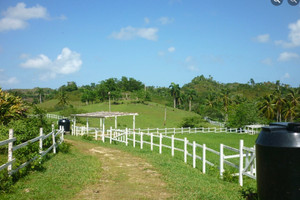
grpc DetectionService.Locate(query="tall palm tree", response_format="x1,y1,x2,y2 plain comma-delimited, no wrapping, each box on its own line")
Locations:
283,101,296,122
186,89,196,112
287,88,300,107
169,82,180,109
57,89,68,109
258,94,275,120
35,87,44,104
205,93,216,108
219,89,231,121
273,90,286,122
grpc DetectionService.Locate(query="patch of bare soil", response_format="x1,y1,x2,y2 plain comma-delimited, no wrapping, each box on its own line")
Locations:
67,139,172,200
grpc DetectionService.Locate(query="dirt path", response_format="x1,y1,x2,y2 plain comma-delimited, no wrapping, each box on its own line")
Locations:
67,139,172,200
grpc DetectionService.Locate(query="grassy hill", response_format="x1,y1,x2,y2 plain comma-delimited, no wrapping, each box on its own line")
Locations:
38,99,212,129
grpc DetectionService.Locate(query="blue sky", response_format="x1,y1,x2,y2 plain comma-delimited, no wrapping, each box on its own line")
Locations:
0,0,299,89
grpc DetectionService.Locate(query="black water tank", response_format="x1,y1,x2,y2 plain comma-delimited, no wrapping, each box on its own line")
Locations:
58,118,70,132
256,122,300,200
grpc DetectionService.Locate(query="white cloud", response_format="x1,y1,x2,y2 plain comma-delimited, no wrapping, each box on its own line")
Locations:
275,19,300,48
261,58,273,66
282,72,290,79
158,17,174,25
144,17,150,24
0,2,48,32
0,77,19,85
187,65,199,72
278,52,299,61
168,46,175,52
20,47,82,80
254,34,270,43
110,26,158,41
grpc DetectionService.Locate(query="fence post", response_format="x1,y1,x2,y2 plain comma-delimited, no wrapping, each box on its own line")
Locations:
110,127,112,144
133,129,136,148
193,141,196,168
39,128,43,154
151,133,153,151
95,130,98,140
61,126,64,142
52,124,56,154
239,140,244,186
159,134,162,154
140,132,143,149
171,135,174,157
8,129,13,173
203,144,206,174
184,137,187,163
215,127,217,133
220,144,224,177
125,128,128,146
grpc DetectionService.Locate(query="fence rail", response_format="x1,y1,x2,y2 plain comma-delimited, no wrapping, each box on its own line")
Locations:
0,125,64,175
73,126,256,186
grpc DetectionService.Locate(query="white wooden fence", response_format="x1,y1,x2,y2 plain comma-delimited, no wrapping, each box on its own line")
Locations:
73,126,256,186
0,125,64,175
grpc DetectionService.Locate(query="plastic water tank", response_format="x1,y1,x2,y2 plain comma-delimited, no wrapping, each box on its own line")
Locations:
256,122,300,200
58,118,70,132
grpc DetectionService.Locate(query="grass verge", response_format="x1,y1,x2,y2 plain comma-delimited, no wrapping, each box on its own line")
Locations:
0,142,102,200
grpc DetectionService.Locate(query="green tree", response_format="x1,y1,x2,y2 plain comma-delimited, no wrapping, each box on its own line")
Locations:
273,90,286,122
219,89,232,121
0,89,27,125
35,87,44,104
258,94,275,120
57,89,68,109
169,82,180,109
186,89,196,112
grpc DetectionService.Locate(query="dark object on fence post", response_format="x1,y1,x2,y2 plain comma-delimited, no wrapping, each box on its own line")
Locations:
256,122,300,200
58,118,70,133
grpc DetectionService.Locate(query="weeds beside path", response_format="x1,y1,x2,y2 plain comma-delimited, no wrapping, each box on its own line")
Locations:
68,139,173,200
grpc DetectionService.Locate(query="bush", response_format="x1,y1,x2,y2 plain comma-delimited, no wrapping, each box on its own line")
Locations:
179,116,207,128
239,186,258,200
58,142,72,153
82,134,93,141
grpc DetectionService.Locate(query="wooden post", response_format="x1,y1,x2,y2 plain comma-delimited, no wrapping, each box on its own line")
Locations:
133,115,136,133
102,118,105,142
8,129,13,173
203,144,206,174
125,128,128,146
220,144,224,177
86,118,89,135
52,124,56,154
140,132,143,149
73,117,76,136
171,135,174,157
115,116,117,130
61,126,64,142
184,137,187,163
133,129,136,148
193,141,196,168
39,128,43,154
239,140,244,186
159,134,162,154
110,127,112,144
150,133,153,151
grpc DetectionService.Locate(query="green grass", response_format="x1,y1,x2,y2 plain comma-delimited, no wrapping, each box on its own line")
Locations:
0,143,102,200
68,133,257,199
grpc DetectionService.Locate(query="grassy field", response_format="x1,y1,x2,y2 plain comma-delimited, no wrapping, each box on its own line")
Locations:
40,100,213,129
0,143,102,200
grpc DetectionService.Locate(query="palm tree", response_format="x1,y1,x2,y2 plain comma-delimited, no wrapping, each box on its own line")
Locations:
258,94,275,120
35,87,44,104
169,82,180,109
205,93,216,108
219,89,231,121
287,89,300,107
283,101,296,122
57,89,68,109
186,89,196,112
273,90,286,122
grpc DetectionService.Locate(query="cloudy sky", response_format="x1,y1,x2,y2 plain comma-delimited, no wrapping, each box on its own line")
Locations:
0,0,299,89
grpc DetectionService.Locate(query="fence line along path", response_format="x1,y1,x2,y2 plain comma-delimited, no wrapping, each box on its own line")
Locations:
0,125,65,175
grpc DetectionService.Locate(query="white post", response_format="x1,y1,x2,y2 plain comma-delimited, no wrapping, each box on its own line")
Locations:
95,130,98,140
86,118,89,135
125,128,128,146
239,140,244,186
215,127,217,133
133,115,136,133
195,127,197,133
52,124,56,154
159,134,162,154
171,135,174,157
203,144,206,174
140,132,143,149
193,141,196,168
39,128,43,154
73,117,76,136
61,126,64,142
102,118,105,142
110,127,112,144
115,116,117,130
165,128,167,135
220,144,224,177
8,129,13,173
150,133,153,151
184,137,187,163
133,129,136,148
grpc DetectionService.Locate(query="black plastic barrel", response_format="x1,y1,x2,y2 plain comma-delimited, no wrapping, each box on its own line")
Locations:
58,118,70,132
256,122,300,200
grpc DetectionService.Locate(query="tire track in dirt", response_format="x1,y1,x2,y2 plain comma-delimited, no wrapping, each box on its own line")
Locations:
67,139,172,200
